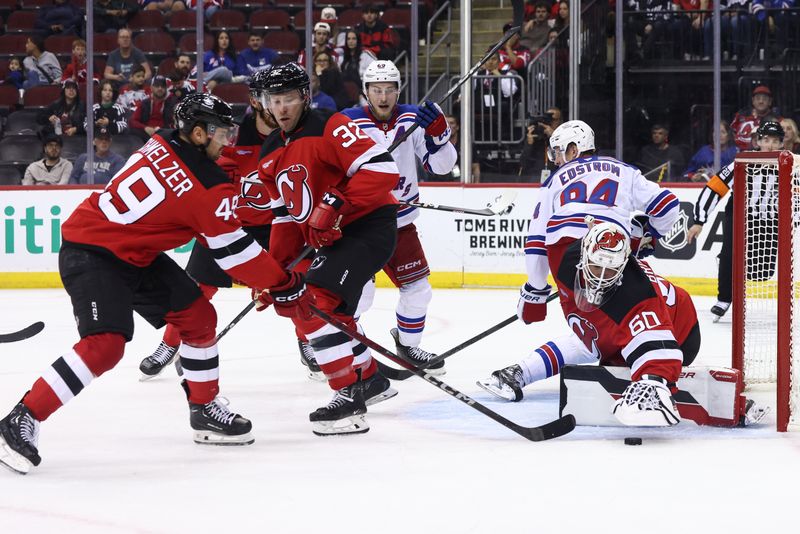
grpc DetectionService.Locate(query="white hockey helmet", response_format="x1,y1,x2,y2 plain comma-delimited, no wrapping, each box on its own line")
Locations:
362,60,402,94
548,120,595,162
575,221,631,311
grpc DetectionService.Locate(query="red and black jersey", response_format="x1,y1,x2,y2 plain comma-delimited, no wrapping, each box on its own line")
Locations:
62,129,286,290
258,109,399,267
551,240,698,383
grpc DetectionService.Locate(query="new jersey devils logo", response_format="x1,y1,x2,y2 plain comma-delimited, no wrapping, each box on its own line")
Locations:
593,230,625,253
567,313,601,360
240,172,271,211
276,164,313,222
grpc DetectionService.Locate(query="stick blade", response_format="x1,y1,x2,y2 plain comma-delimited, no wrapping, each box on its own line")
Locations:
487,191,518,215
519,414,576,442
0,321,45,344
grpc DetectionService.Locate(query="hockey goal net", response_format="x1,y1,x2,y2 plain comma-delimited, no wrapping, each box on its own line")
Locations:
732,151,800,431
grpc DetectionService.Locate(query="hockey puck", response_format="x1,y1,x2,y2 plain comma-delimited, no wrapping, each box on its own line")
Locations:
624,437,643,446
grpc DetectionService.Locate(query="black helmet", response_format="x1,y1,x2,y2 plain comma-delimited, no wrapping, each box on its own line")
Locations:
174,93,235,135
249,66,273,95
261,62,310,95
757,120,785,142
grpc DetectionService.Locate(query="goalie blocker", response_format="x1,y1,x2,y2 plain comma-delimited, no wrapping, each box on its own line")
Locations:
559,364,767,427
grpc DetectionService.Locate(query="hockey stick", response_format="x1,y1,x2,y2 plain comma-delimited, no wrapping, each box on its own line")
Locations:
386,292,561,380
0,322,45,344
386,25,522,154
400,190,517,217
215,245,315,343
309,304,575,442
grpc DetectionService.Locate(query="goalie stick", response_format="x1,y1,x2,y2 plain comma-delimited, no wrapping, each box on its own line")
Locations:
309,304,575,442
0,322,45,344
386,292,561,381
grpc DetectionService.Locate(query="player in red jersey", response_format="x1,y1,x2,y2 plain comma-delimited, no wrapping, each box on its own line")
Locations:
478,221,700,427
253,62,401,436
138,69,285,381
0,94,312,475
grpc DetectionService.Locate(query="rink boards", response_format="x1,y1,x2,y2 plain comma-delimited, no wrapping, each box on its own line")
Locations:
0,183,723,294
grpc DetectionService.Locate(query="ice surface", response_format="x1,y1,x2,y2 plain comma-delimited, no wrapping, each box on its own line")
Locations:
0,288,798,533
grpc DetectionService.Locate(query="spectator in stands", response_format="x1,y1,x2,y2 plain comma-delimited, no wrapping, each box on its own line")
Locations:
321,6,347,54
117,64,150,114
518,107,563,182
34,0,83,37
310,72,336,112
37,79,85,137
61,39,99,85
702,0,752,61
474,51,519,104
129,75,174,141
356,4,399,60
185,0,222,20
88,80,128,134
781,118,800,153
551,1,570,32
339,30,376,89
298,22,340,68
624,0,673,61
636,124,687,181
683,120,738,182
520,1,552,50
4,58,25,91
69,128,125,185
22,135,72,186
168,53,196,95
313,50,349,110
752,0,797,53
671,0,706,61
499,22,532,76
94,0,139,34
23,36,62,90
104,28,152,86
202,31,236,92
141,0,186,16
730,85,781,150
235,31,279,81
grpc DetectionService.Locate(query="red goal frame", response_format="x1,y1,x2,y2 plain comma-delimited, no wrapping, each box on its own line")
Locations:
732,151,795,431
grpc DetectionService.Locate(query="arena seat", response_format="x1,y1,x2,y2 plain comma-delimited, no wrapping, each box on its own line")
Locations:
293,9,321,31
0,135,41,167
0,166,22,186
128,10,165,33
5,11,36,33
0,85,20,116
250,9,291,31
23,85,61,109
263,31,301,55
4,109,40,135
209,9,247,32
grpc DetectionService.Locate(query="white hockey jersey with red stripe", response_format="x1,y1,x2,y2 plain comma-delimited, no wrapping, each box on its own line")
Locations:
342,104,456,228
524,155,680,290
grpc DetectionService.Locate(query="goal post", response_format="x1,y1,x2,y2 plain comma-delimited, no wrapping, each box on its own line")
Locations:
732,151,799,432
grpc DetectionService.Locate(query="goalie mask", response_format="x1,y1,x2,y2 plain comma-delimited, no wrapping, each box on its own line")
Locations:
574,222,631,312
548,120,595,163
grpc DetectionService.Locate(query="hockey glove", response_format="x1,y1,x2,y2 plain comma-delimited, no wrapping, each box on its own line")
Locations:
308,188,350,249
259,271,315,320
517,283,551,324
416,100,451,145
630,214,657,259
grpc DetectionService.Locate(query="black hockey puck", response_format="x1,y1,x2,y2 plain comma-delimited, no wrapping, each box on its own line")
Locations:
624,437,643,446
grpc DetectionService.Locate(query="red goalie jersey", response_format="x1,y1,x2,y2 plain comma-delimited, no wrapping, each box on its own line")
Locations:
258,109,399,266
551,240,699,383
62,130,286,290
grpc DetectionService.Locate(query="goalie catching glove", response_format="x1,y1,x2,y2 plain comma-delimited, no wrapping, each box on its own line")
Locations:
517,283,552,324
308,188,350,249
253,271,314,320
415,100,451,146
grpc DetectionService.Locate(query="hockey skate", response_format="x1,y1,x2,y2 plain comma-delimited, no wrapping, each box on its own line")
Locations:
710,301,731,323
740,398,770,427
361,370,398,407
390,328,445,375
298,339,325,382
0,403,41,475
476,364,525,402
139,341,181,381
187,389,254,445
309,382,369,436
613,375,681,427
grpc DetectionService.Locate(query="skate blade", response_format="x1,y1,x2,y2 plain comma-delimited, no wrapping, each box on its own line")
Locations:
139,372,163,382
475,379,518,402
312,415,369,436
193,430,255,446
712,315,722,323
365,387,398,407
423,366,446,377
307,370,326,382
0,436,32,475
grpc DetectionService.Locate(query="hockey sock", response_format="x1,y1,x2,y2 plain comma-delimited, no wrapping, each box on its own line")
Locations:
519,341,566,384
23,333,126,421
351,322,372,368
318,355,357,390
395,278,433,347
355,356,378,381
166,297,219,404
162,324,181,347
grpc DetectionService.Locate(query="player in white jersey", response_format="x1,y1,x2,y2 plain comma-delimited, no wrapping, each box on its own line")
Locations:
341,60,457,373
517,119,681,326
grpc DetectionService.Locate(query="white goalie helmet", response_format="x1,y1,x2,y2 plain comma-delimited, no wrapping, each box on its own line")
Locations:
575,221,631,311
548,120,595,162
362,60,402,94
